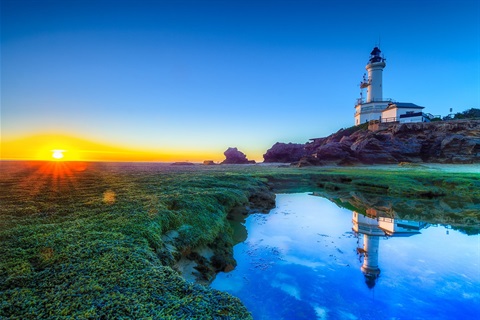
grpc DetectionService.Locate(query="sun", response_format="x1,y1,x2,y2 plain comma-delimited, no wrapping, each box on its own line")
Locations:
52,150,65,160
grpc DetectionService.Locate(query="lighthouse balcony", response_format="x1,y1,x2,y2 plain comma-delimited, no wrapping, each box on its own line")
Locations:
360,80,370,89
354,104,388,116
366,60,386,69
355,98,393,107
358,98,393,104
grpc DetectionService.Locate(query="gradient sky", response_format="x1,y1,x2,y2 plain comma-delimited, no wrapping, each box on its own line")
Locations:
2,0,479,161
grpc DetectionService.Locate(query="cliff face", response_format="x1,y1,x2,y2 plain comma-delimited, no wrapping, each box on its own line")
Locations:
263,142,308,163
265,120,480,165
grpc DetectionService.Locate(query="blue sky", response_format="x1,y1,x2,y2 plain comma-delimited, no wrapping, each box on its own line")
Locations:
2,0,479,161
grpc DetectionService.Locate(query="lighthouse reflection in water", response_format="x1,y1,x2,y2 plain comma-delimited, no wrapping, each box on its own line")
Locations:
352,209,427,289
211,193,480,320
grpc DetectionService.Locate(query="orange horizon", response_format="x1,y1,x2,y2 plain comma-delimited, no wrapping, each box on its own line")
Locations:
1,133,264,163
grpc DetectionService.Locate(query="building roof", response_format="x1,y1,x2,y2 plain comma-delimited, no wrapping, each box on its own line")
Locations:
386,102,424,109
370,47,381,56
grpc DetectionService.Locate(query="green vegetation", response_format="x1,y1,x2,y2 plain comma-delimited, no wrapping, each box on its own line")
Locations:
443,107,480,120
453,108,480,119
0,162,267,319
1,161,479,318
298,167,480,234
255,165,480,234
336,122,369,137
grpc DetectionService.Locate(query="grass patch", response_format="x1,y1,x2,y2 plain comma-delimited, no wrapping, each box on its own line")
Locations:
1,161,479,318
0,161,266,319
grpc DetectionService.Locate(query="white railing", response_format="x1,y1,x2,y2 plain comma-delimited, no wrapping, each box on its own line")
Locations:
356,98,394,105
381,117,398,123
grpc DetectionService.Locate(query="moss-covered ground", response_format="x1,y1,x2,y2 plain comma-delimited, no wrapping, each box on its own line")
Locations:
0,161,265,319
1,161,479,318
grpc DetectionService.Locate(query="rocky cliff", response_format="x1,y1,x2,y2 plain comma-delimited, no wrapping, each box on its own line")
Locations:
264,120,480,165
263,142,308,163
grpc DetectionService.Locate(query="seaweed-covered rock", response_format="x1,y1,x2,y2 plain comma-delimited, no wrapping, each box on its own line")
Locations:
247,190,276,213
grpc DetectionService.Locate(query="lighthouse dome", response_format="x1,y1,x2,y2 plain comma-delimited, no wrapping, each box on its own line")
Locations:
369,47,383,63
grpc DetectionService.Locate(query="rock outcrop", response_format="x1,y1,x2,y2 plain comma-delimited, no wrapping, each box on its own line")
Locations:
171,162,195,166
263,142,308,163
221,147,255,164
264,120,480,165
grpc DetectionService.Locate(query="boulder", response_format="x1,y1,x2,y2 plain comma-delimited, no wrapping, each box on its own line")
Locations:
263,142,308,163
440,135,480,163
351,136,399,164
221,147,255,164
315,142,353,161
294,156,325,167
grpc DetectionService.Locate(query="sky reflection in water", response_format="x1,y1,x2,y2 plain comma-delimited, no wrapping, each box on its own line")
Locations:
211,193,480,320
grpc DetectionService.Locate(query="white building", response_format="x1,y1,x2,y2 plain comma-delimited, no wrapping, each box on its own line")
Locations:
354,47,431,125
381,102,430,123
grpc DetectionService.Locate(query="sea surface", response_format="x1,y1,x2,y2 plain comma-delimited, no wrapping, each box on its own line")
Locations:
211,193,480,320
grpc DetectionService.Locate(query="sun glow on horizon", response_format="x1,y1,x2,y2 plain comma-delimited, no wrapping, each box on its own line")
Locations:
52,150,65,160
1,133,232,162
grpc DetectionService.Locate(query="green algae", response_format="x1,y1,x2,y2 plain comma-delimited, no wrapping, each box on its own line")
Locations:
0,162,260,319
252,165,480,234
1,161,479,318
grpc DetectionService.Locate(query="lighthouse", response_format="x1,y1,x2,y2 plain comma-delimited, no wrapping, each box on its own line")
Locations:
364,47,386,103
354,47,391,125
354,47,430,125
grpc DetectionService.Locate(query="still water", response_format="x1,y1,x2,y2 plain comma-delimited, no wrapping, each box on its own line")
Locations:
211,193,480,320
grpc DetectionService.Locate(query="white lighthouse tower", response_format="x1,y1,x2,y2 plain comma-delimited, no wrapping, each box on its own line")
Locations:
365,47,386,103
354,47,391,125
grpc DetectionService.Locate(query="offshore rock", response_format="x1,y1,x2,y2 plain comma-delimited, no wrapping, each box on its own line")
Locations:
221,147,255,164
263,142,308,163
171,162,195,166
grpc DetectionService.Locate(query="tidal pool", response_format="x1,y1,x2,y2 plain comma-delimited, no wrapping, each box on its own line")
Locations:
211,193,480,319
